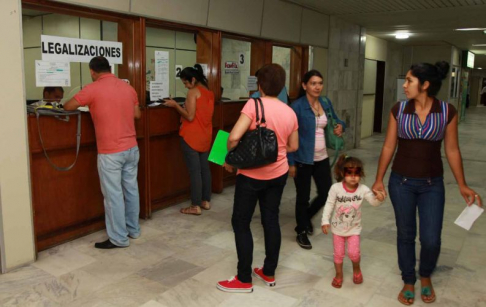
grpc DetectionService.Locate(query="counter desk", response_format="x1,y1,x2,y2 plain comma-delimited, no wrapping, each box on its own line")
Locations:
27,100,245,251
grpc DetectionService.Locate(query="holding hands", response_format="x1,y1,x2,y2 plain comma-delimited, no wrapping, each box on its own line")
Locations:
373,189,386,202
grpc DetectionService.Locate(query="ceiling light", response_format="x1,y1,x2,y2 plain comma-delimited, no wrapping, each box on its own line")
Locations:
472,44,486,46
395,33,410,39
478,67,483,70
484,30,486,34
455,28,486,31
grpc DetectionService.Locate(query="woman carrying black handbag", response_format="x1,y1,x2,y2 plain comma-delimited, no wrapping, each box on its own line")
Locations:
217,64,299,293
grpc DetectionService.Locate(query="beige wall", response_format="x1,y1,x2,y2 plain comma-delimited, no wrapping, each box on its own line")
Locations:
0,0,36,272
310,46,329,95
365,35,387,62
402,45,452,102
53,0,330,46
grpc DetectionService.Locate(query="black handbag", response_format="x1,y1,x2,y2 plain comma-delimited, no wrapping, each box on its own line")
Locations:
225,98,278,169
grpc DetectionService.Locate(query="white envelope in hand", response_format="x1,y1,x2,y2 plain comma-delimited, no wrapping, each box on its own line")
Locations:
454,204,484,231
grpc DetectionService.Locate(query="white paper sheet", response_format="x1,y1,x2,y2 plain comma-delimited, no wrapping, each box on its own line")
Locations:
35,60,71,87
150,81,168,101
454,204,484,231
155,51,169,83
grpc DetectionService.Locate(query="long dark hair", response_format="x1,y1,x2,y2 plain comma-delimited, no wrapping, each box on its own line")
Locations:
334,154,365,182
409,61,449,97
180,64,208,88
298,69,324,98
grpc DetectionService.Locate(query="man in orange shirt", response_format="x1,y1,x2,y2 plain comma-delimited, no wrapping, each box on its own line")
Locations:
64,56,141,249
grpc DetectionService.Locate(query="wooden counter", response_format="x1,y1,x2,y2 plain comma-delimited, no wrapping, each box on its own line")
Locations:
27,101,242,251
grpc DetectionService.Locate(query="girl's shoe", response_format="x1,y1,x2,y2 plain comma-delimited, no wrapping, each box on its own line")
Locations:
398,289,415,306
353,272,363,284
331,277,343,288
421,286,436,303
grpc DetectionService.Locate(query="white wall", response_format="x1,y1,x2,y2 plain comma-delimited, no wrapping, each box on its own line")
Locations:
0,0,36,272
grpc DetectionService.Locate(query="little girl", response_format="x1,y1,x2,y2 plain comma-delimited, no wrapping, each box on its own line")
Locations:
321,155,385,288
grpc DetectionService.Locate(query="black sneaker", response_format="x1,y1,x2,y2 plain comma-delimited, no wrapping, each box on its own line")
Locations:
296,232,312,250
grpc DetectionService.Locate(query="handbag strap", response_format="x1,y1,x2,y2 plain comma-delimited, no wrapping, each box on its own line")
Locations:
252,97,266,126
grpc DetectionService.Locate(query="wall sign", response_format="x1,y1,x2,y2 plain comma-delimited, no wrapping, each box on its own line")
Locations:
41,35,123,64
224,61,239,74
175,65,183,79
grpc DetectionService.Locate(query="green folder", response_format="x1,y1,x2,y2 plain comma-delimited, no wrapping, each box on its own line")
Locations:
208,130,230,166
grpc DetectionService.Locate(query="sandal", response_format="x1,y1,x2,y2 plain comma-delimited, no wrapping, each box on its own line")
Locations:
180,205,201,215
331,277,343,288
201,201,211,210
353,272,363,284
398,290,415,306
421,286,436,304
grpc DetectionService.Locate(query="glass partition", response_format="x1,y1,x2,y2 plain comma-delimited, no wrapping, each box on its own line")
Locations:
221,38,252,101
145,27,197,102
22,9,118,102
272,46,291,91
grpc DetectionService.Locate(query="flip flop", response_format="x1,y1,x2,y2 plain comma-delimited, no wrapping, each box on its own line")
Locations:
398,290,415,306
331,277,343,288
353,272,363,284
421,286,436,303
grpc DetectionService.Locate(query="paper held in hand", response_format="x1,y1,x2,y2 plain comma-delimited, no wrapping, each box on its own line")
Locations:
454,204,484,231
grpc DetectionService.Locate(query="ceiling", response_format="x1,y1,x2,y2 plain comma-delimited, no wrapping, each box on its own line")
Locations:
286,0,486,67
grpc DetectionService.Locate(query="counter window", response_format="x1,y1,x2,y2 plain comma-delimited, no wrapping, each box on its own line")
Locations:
145,27,197,103
22,9,118,103
221,38,252,101
272,46,291,92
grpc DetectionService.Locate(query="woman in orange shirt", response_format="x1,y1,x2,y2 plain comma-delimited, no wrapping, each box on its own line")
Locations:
163,64,215,215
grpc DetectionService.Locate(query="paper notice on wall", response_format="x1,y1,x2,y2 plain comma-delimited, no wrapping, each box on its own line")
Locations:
35,60,71,87
247,76,258,91
155,51,169,83
150,81,169,101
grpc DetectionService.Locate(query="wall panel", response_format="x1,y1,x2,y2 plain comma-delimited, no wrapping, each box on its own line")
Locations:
207,0,264,37
261,0,302,43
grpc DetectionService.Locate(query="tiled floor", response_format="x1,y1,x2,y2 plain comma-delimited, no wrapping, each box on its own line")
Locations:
2,106,486,307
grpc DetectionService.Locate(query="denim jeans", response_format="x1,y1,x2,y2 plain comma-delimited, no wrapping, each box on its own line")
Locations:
232,173,288,283
97,146,141,247
293,158,332,233
180,138,211,206
388,172,445,285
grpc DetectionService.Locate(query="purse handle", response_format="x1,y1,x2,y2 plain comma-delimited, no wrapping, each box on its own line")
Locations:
253,97,266,126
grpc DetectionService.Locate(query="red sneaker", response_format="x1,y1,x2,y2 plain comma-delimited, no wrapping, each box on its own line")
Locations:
216,276,253,293
253,267,276,287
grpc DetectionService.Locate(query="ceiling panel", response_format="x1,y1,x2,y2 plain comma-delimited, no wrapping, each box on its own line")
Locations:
285,0,486,15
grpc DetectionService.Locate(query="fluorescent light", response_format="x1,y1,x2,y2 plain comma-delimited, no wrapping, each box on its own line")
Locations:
478,67,483,70
455,28,486,31
395,33,410,39
472,44,486,46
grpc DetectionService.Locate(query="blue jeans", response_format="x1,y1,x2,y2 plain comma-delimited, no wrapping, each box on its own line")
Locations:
97,146,141,247
388,172,445,285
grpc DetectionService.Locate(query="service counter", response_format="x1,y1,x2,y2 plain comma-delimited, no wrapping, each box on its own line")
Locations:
27,100,245,251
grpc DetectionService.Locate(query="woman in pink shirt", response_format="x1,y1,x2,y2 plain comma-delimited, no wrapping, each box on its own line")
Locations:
216,64,299,293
